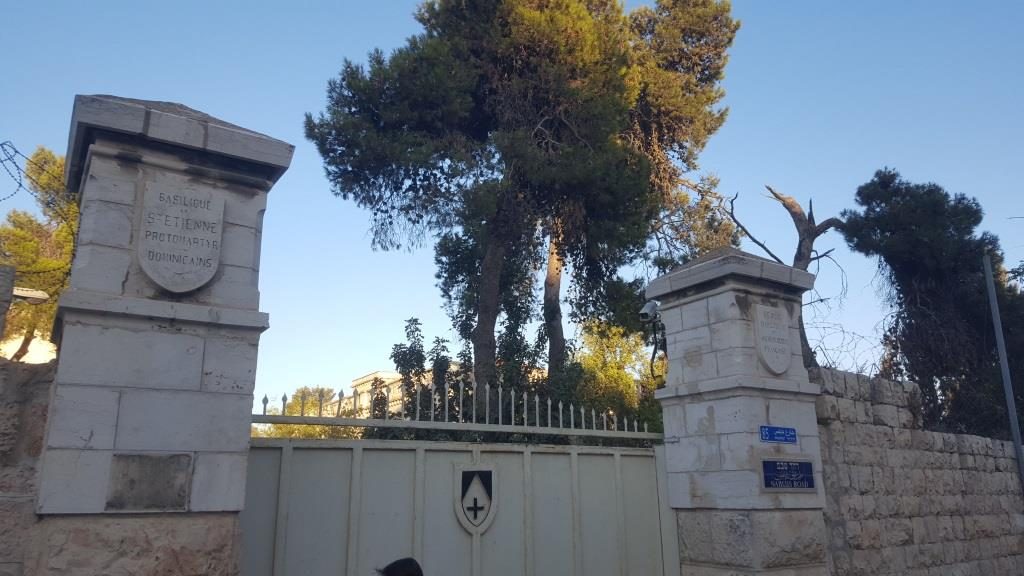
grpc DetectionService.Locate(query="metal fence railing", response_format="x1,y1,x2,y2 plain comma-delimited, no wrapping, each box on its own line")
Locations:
253,382,662,441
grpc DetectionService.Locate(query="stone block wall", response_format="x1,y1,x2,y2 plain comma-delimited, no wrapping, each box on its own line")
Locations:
815,368,1024,575
0,359,53,576
0,359,240,576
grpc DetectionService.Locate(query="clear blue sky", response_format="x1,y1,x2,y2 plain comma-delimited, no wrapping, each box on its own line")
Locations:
1,1,1021,406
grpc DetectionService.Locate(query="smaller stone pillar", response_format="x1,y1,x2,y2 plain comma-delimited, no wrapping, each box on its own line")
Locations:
0,265,13,336
648,248,827,575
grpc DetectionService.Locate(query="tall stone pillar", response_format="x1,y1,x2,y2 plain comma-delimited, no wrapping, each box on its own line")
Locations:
649,248,827,575
30,95,292,574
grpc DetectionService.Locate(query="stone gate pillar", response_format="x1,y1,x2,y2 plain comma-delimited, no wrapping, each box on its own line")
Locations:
649,248,827,575
30,95,292,574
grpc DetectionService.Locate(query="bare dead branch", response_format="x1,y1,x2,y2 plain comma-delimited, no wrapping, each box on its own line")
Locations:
558,111,593,151
765,185,807,228
727,193,785,264
808,248,836,262
815,217,843,237
822,252,848,298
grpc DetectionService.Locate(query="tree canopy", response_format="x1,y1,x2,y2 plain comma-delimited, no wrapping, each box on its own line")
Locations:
575,320,662,429
253,386,360,439
842,169,1022,436
0,146,77,360
306,0,738,388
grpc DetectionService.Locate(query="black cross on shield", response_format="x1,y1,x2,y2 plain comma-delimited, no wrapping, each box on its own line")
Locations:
456,468,495,533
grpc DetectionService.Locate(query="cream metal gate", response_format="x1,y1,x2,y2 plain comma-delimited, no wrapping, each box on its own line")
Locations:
241,440,678,576
241,387,678,576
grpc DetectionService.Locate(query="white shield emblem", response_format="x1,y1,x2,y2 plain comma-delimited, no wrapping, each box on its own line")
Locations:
454,466,496,534
139,183,224,293
755,304,791,375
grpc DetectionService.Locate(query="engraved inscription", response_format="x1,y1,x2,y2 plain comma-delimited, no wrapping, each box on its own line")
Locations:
139,184,224,293
756,304,790,375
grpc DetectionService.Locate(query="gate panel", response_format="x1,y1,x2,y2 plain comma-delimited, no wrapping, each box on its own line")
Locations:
284,449,352,575
578,455,620,576
622,454,664,576
422,450,473,574
241,448,280,576
480,452,527,575
356,449,416,574
530,453,573,576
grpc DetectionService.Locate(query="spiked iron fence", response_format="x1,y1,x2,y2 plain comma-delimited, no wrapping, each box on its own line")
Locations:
252,382,662,441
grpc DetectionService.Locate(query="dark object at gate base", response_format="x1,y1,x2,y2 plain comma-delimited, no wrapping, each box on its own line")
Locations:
377,557,423,576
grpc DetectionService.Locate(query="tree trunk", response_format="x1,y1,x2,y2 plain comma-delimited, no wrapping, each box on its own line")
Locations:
10,324,36,362
797,314,815,368
472,228,506,392
543,231,566,379
792,236,818,368
792,236,813,272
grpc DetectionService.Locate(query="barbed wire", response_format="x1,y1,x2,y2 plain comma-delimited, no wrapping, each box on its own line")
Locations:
0,141,77,228
0,158,22,204
0,140,77,288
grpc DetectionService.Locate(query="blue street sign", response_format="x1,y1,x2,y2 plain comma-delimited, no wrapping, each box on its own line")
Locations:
762,460,815,491
759,425,798,444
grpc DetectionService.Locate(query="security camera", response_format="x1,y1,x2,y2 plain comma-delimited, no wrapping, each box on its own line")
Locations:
639,300,661,322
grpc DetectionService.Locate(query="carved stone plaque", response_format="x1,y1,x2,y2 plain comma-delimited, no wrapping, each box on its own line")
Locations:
139,184,224,293
755,304,790,375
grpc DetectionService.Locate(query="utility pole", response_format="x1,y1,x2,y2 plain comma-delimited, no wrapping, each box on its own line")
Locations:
983,254,1024,495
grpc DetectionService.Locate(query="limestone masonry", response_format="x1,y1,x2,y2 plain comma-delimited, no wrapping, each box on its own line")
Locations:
24,95,293,575
650,248,1024,575
815,367,1024,575
0,360,53,576
650,248,830,575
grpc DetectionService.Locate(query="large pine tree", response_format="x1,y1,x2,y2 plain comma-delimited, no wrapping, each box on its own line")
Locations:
842,169,1023,436
305,0,738,388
